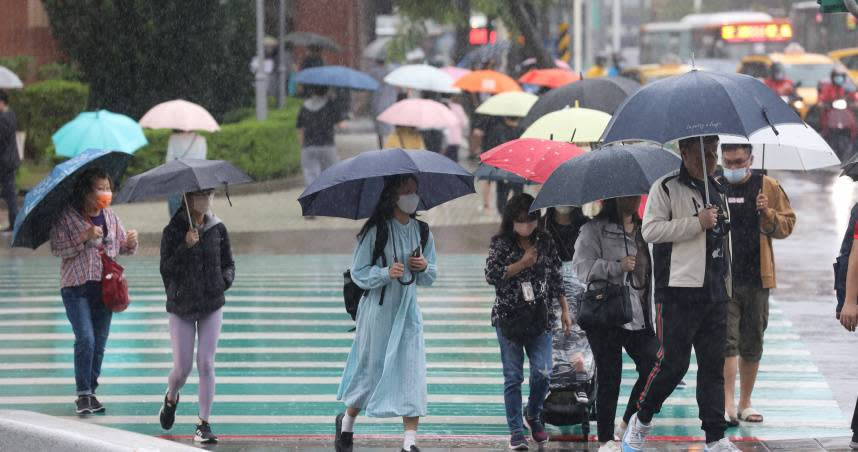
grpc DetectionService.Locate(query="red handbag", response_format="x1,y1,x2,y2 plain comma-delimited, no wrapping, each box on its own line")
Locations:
100,249,130,312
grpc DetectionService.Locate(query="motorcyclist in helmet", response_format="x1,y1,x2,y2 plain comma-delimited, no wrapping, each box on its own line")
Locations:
819,67,855,106
764,62,795,96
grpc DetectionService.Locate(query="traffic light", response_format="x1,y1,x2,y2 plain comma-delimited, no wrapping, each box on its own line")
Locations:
819,0,850,13
556,22,571,64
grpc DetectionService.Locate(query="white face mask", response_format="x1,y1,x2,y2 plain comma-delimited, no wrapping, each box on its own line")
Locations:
397,193,420,214
555,206,573,215
722,167,750,184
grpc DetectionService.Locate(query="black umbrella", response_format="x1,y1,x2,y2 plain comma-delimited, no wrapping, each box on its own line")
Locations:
284,32,341,52
115,159,252,204
841,152,858,180
519,77,640,130
298,148,474,219
473,163,536,185
530,144,681,211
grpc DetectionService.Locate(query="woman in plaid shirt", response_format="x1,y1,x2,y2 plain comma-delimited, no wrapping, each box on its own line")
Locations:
50,167,138,415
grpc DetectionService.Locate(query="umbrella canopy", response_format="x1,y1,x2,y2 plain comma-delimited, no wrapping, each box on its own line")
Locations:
383,64,459,93
115,159,252,204
284,32,341,51
52,110,148,158
475,92,539,118
12,149,132,249
363,36,392,60
454,70,522,93
601,70,804,145
518,68,580,88
531,144,681,210
473,162,534,185
441,66,471,81
293,65,379,91
377,99,459,129
457,42,511,68
841,153,858,180
480,138,585,184
521,107,612,143
519,77,640,130
298,148,475,219
719,124,840,171
139,99,220,133
0,66,23,89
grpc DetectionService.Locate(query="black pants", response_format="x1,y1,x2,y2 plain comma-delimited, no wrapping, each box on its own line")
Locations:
496,181,524,216
586,326,659,443
852,396,858,432
0,169,17,228
637,301,728,444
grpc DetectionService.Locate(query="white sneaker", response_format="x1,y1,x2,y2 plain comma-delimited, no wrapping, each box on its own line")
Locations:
599,440,622,452
621,413,652,452
704,437,742,452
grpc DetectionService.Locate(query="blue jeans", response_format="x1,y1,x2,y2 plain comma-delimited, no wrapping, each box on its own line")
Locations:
496,327,553,435
61,281,112,396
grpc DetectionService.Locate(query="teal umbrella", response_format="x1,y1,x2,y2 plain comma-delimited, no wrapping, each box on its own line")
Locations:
52,110,148,157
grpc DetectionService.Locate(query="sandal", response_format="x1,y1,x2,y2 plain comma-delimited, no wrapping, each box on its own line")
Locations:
738,407,764,423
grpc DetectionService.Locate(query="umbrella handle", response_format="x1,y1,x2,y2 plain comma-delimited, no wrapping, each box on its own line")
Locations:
699,136,710,206
184,194,194,229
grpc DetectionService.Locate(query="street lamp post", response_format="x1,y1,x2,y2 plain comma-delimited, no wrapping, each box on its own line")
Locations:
254,0,268,120
276,0,287,108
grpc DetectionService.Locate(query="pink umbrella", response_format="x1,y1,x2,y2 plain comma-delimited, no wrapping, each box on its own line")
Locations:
377,98,459,129
139,99,220,132
441,66,472,81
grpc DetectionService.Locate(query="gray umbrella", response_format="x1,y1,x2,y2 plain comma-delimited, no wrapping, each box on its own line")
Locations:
115,159,252,204
530,143,681,210
285,32,341,52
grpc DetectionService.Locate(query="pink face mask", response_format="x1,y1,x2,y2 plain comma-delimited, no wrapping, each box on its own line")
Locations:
513,221,538,237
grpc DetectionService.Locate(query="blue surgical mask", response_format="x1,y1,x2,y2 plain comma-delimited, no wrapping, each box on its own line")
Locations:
722,167,750,184
834,75,846,86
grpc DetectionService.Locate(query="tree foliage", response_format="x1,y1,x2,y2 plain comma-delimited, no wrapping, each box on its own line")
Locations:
41,0,255,120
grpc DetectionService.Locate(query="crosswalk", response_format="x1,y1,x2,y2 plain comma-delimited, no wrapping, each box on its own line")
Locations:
0,255,848,441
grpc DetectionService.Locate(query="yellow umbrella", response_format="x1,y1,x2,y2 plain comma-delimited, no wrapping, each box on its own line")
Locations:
475,92,539,118
521,105,611,143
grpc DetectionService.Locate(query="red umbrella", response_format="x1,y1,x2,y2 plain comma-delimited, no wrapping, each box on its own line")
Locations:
518,68,580,88
480,138,585,183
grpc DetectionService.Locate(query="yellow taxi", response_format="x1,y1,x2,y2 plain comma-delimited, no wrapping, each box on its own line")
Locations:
829,48,858,84
620,63,694,85
738,50,838,118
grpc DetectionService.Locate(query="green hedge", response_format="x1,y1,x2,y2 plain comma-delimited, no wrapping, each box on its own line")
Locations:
126,99,301,182
10,80,90,164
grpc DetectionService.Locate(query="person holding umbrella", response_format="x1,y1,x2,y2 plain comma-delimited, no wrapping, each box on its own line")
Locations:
485,193,572,450
0,89,18,232
334,174,438,452
572,196,658,451
623,136,738,452
719,143,796,426
296,85,345,189
157,188,234,444
49,166,138,414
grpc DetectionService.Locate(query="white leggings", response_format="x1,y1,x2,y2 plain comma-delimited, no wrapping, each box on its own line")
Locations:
167,308,223,421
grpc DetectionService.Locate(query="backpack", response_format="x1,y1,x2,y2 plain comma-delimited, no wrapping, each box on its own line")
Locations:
343,220,430,321
834,203,858,313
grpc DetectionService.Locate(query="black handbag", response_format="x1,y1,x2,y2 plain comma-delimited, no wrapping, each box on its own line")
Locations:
578,276,633,331
497,296,549,344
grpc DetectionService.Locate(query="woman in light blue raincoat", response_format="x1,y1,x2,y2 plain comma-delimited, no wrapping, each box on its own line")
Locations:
335,174,438,452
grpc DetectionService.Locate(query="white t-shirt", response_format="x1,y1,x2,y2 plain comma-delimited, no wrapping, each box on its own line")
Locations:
165,132,207,162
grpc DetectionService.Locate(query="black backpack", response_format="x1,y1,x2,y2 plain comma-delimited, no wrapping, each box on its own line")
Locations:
343,220,430,321
834,203,858,313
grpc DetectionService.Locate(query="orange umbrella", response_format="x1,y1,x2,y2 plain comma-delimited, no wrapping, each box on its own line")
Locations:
454,70,522,93
518,68,580,88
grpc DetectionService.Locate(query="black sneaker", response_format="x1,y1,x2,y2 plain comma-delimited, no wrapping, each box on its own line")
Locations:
194,420,218,444
159,393,179,430
851,431,858,449
75,396,92,415
401,447,420,452
335,412,353,452
88,395,105,413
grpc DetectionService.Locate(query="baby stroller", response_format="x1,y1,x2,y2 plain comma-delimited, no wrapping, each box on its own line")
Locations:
542,266,597,437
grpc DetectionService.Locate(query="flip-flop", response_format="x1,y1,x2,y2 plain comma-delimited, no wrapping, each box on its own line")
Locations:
739,407,764,423
725,413,739,427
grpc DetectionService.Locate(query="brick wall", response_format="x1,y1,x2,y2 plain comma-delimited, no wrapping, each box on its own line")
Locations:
0,0,63,70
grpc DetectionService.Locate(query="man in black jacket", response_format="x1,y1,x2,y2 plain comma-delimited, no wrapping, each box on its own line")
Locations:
0,90,19,232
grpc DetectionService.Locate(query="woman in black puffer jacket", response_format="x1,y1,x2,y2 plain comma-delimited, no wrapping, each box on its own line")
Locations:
157,189,234,444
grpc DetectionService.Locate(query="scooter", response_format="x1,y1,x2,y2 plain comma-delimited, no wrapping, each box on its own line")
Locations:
820,96,858,162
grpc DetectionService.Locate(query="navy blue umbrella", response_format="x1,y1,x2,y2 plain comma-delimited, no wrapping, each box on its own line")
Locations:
12,149,133,249
531,144,681,211
600,70,803,203
293,65,379,91
298,148,475,219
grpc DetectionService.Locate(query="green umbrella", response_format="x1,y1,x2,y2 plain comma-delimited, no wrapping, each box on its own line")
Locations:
521,104,611,143
52,110,148,158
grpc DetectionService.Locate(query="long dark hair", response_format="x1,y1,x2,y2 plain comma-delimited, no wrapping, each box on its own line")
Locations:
497,193,543,242
357,174,418,240
71,167,112,213
595,198,641,225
